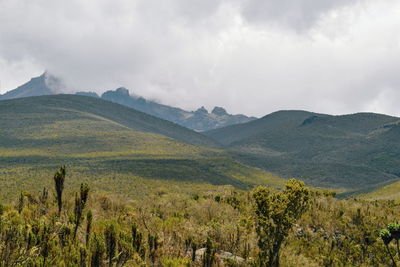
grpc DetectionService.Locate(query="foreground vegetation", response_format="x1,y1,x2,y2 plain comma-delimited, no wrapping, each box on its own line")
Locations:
0,167,399,266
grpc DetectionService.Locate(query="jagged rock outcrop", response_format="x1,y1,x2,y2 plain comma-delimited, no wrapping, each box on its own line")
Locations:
212,106,228,116
101,88,256,131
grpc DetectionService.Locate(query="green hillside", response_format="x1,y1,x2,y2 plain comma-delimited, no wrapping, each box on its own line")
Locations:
0,94,220,148
0,95,284,201
359,180,400,200
205,110,400,190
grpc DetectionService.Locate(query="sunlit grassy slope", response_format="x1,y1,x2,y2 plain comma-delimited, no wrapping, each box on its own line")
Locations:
359,180,400,201
0,95,284,201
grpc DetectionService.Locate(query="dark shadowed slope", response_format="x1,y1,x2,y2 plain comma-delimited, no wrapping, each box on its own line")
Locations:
205,110,322,146
205,110,400,189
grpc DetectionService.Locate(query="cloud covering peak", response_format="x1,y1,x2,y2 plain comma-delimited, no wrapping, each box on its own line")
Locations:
1,0,399,117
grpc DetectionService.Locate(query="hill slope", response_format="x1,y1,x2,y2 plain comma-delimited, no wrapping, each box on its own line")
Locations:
358,179,400,200
205,110,400,189
0,95,284,200
0,94,219,148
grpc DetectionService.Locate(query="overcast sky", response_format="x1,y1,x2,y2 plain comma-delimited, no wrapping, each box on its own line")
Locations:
1,0,400,117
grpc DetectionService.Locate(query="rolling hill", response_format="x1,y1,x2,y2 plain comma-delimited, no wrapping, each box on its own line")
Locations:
205,110,400,190
0,94,219,148
0,94,284,201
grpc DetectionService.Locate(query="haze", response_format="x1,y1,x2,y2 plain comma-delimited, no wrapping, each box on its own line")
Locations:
1,0,399,117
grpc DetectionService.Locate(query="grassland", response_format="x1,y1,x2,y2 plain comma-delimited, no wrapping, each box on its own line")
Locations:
358,180,400,201
0,95,285,202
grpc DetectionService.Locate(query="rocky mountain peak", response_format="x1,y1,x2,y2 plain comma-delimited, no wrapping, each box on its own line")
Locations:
3,73,257,131
115,87,130,96
212,106,228,116
0,72,64,100
195,106,208,114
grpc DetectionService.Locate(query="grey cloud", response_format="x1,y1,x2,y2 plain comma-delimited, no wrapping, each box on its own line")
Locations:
240,0,365,31
1,0,400,118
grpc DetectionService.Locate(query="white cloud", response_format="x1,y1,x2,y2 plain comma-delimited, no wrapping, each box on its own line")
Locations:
1,0,400,117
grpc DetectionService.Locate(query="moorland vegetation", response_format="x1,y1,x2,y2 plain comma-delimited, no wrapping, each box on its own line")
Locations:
0,166,399,266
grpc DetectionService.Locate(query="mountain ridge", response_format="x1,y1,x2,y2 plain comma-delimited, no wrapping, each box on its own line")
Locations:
0,73,256,131
100,87,256,131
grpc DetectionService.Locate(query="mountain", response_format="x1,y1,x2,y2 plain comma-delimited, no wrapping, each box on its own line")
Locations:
0,94,284,200
100,87,256,131
205,110,400,190
1,73,256,131
0,72,64,100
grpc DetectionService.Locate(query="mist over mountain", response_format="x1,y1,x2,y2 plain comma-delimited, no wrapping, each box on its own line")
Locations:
100,87,256,131
0,73,256,131
0,72,65,100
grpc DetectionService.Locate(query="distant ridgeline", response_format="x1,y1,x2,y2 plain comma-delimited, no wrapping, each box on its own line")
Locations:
0,73,256,131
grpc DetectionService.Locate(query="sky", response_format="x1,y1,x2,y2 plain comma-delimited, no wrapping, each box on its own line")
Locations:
1,0,400,117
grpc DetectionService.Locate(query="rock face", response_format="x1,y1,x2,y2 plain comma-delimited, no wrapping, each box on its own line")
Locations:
100,88,256,131
212,106,228,116
195,106,208,115
0,72,64,100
